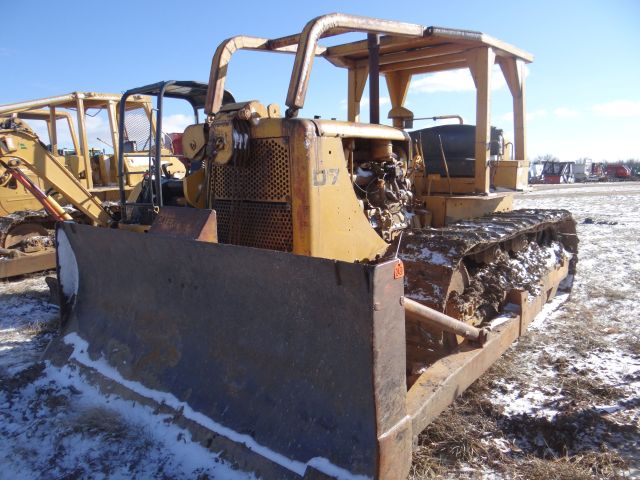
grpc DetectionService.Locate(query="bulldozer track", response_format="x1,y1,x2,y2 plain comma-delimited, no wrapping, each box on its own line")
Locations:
0,210,55,250
399,208,578,370
399,208,576,307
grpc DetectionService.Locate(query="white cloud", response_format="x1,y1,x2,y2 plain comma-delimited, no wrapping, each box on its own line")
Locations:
591,100,640,117
162,113,193,134
500,107,577,123
339,96,390,110
527,109,548,121
554,107,579,118
410,65,509,94
411,69,474,93
361,96,390,107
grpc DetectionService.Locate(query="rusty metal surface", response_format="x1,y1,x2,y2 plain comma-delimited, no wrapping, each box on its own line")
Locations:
204,14,533,118
209,137,293,252
209,137,292,202
53,222,409,478
404,297,487,343
406,305,522,439
286,14,424,114
371,259,412,480
148,206,218,243
0,210,57,278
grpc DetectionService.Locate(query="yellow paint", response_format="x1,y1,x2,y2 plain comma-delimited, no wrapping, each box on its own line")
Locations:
210,116,391,263
425,193,512,227
0,130,111,225
183,168,206,208
308,136,389,262
493,160,529,191
0,92,152,218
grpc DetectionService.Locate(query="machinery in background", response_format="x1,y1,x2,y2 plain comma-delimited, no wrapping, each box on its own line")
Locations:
574,159,594,182
49,14,577,480
0,92,186,278
605,164,631,180
540,160,575,184
565,162,635,183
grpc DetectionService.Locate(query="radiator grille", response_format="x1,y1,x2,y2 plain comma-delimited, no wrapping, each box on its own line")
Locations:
209,137,293,252
210,137,290,202
212,200,293,252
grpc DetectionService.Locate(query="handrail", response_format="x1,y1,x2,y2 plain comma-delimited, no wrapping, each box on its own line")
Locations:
205,36,270,116
204,13,425,117
284,13,424,117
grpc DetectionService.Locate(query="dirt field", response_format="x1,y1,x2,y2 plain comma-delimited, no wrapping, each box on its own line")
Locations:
1,182,638,479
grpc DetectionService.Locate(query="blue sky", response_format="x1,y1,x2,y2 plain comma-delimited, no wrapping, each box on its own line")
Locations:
1,0,638,161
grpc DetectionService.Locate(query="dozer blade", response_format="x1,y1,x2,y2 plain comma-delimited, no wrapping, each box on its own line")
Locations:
47,222,413,479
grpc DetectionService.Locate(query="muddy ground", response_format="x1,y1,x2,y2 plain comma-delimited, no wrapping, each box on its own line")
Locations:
0,182,638,479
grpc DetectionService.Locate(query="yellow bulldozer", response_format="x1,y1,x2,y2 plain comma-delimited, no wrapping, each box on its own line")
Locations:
0,92,186,278
43,14,577,479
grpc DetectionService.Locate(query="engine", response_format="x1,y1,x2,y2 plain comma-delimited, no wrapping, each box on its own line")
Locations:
350,139,413,242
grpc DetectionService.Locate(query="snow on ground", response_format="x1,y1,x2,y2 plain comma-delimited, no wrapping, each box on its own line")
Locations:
0,277,57,376
1,182,639,479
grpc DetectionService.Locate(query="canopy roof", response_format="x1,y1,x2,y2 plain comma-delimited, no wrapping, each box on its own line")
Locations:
206,13,532,115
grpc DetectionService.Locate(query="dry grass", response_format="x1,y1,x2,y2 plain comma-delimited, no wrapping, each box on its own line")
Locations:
409,353,634,479
514,451,628,480
621,335,640,357
557,372,626,403
409,387,507,478
0,361,45,396
595,287,629,302
69,407,136,442
23,318,59,336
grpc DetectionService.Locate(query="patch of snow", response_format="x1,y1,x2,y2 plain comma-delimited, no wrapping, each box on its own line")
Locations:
487,313,515,330
0,277,58,376
45,363,252,480
572,348,640,389
527,293,570,330
307,457,372,480
418,248,451,266
491,379,563,419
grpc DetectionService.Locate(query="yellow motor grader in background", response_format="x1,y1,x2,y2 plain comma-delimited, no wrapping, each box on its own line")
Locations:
48,14,577,480
0,92,186,278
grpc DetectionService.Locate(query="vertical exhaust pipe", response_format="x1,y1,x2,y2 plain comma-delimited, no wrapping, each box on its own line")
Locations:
368,33,380,124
